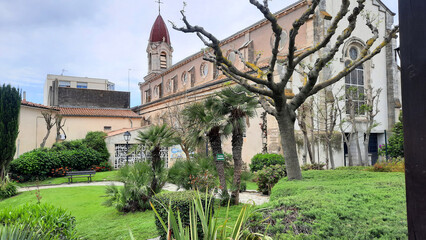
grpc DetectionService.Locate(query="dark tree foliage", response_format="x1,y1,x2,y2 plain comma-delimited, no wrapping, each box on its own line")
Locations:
387,113,404,158
0,84,21,181
83,131,110,161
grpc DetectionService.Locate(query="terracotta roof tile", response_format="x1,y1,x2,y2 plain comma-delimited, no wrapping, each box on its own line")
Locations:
59,107,141,118
21,100,58,110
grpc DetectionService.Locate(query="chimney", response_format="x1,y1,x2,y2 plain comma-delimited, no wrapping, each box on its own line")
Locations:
23,91,26,101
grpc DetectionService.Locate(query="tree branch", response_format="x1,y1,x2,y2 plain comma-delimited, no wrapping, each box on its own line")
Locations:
259,96,277,116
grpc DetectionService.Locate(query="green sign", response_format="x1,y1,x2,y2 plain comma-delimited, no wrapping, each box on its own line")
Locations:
216,154,225,161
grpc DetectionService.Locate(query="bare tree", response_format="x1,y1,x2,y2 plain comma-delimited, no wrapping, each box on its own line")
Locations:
40,112,56,148
362,87,382,166
296,102,315,164
172,0,399,179
55,114,66,143
164,100,196,161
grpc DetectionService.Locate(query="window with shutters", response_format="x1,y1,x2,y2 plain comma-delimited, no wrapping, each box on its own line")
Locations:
189,67,195,87
172,76,178,93
145,89,151,103
160,52,167,69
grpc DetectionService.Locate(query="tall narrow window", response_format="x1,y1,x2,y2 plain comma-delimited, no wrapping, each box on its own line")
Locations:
145,89,151,103
172,76,178,93
345,63,365,115
160,52,167,69
189,67,195,87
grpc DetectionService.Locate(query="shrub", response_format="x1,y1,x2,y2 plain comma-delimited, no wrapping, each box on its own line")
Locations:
370,158,405,172
0,203,77,239
0,176,17,199
256,164,286,195
189,170,216,193
250,153,285,172
50,139,85,151
103,162,155,212
151,191,215,240
168,155,218,190
379,114,404,158
91,161,113,172
301,163,326,171
83,131,110,161
10,147,104,182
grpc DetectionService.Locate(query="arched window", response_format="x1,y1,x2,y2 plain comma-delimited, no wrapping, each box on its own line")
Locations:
270,30,288,50
345,53,365,115
200,63,209,77
160,52,167,69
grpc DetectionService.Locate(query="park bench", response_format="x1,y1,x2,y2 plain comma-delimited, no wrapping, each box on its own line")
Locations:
66,171,96,183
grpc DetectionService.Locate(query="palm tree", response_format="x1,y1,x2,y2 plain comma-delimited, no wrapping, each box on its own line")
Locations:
183,101,229,195
207,86,258,204
134,124,177,196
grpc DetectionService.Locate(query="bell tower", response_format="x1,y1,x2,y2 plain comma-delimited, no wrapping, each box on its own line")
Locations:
147,13,173,74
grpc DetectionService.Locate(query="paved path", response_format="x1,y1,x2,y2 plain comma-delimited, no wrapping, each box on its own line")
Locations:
19,182,269,205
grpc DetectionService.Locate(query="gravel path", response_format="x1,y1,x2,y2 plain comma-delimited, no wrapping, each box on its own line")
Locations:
19,182,269,205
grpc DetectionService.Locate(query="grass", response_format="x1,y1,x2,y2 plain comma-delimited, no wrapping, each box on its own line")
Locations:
253,170,407,239
0,186,244,239
16,171,120,187
245,181,257,191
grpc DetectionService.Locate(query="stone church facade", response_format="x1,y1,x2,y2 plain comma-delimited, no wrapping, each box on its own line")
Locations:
133,0,400,168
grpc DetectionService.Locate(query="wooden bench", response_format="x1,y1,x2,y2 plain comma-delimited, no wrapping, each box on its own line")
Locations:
66,171,96,183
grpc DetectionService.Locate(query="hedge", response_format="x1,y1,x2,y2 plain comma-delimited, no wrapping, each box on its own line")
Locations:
249,153,285,172
151,191,214,240
10,147,103,182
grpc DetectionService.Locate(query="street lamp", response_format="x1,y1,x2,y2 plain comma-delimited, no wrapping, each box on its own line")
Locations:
123,131,131,164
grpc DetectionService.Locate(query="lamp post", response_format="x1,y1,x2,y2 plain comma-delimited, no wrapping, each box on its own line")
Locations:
123,131,131,165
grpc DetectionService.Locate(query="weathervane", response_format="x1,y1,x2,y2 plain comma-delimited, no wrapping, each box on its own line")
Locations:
155,0,163,14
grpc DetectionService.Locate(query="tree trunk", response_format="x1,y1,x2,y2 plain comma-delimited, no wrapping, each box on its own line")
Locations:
180,143,191,161
310,112,316,164
150,147,162,196
231,127,243,205
328,141,335,169
40,129,51,148
276,109,302,180
208,130,227,193
302,135,307,165
364,135,370,166
355,132,363,166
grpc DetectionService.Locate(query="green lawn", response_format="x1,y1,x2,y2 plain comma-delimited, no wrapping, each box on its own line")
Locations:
245,181,257,191
254,170,407,239
0,186,244,239
17,171,120,187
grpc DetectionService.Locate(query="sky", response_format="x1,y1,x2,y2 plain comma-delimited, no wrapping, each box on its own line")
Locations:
0,0,398,107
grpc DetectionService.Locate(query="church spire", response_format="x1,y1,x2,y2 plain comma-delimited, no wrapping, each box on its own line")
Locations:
146,5,173,75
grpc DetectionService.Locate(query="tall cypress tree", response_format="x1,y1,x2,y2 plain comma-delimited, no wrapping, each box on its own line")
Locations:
0,84,21,181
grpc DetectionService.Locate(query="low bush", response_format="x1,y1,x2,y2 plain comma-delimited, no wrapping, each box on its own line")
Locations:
168,155,218,190
0,203,77,239
103,162,157,212
10,147,103,182
151,191,214,240
301,163,326,171
335,166,368,171
370,158,405,172
249,153,285,172
188,170,216,193
256,164,286,195
91,161,113,172
0,177,17,199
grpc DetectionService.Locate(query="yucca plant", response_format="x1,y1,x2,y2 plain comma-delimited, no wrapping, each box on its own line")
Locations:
151,191,271,240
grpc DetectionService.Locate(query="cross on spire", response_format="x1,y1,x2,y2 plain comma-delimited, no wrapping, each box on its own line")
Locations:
155,0,163,14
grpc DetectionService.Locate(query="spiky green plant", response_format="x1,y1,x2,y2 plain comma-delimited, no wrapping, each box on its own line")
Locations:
151,190,271,240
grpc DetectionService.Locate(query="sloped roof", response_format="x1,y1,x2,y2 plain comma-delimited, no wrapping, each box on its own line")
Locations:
106,127,146,137
59,107,141,118
21,100,58,111
149,14,171,45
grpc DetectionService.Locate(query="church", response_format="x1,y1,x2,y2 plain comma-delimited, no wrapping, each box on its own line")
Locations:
133,0,400,168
